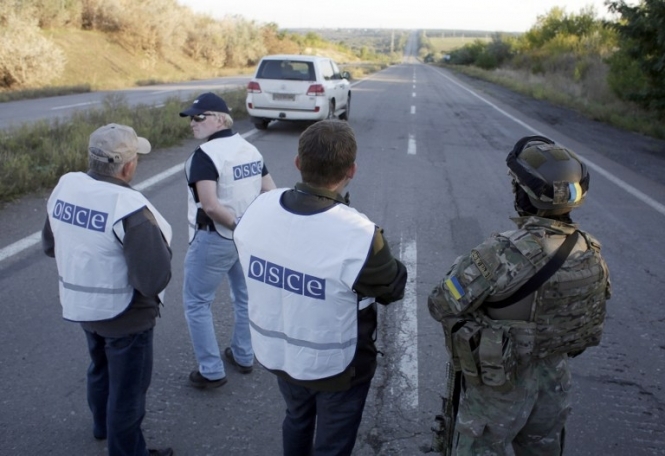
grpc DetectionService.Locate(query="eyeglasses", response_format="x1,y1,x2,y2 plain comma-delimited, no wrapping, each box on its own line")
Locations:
190,113,215,122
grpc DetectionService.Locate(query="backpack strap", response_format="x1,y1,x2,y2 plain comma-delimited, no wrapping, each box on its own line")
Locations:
485,231,580,309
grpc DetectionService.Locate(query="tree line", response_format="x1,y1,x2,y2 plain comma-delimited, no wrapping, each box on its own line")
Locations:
421,0,665,118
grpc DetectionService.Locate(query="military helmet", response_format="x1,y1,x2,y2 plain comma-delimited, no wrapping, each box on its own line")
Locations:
507,135,590,216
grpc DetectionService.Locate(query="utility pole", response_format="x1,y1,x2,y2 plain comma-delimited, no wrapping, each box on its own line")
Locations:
390,29,394,54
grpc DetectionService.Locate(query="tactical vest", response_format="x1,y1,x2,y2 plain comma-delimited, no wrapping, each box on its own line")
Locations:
47,172,172,322
234,189,375,381
488,231,608,358
185,134,263,241
444,228,609,390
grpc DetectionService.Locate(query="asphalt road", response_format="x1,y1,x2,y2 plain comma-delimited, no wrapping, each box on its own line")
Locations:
0,59,664,455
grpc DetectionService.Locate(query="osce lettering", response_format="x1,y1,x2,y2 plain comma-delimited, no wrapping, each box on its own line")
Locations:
52,199,108,233
248,255,326,300
233,160,263,181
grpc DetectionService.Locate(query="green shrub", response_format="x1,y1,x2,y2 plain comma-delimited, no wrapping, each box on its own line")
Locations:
607,0,665,116
486,34,514,66
447,36,514,70
449,40,486,65
606,47,650,104
475,52,498,70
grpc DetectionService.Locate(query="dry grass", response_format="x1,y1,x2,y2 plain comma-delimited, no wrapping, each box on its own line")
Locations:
342,63,390,80
449,64,665,139
43,29,253,91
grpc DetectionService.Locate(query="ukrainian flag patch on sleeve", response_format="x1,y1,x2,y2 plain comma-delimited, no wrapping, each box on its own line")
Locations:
445,276,465,300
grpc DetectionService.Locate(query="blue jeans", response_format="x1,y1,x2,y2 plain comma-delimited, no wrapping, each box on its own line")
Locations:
277,378,372,456
183,230,253,379
85,328,153,456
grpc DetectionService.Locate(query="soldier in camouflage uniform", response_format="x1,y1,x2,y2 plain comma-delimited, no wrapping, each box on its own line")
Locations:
428,136,611,455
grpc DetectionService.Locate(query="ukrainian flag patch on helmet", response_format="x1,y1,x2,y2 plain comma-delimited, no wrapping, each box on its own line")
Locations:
445,276,465,300
569,182,583,203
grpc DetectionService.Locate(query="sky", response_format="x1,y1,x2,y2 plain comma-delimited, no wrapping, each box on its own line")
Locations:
175,0,630,33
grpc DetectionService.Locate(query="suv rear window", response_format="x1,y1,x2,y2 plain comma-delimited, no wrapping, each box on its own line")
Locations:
257,60,315,81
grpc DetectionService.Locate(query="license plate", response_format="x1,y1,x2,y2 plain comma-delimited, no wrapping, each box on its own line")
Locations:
273,93,295,101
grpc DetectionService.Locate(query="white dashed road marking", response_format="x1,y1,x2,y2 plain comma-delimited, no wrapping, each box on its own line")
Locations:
51,101,97,110
394,235,419,409
408,135,416,155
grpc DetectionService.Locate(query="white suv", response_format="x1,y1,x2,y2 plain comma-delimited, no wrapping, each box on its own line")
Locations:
246,54,351,130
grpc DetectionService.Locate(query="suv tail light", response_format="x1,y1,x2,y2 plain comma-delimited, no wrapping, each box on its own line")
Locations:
306,84,325,96
247,81,262,93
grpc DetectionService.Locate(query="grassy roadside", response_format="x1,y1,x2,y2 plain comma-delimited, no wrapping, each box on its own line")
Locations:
0,89,248,204
434,64,665,141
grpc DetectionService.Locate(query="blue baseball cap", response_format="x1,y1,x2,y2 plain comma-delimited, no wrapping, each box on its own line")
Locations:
179,92,230,116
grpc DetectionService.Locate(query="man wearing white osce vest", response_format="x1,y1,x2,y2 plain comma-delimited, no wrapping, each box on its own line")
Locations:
180,92,276,389
234,120,408,456
42,124,174,456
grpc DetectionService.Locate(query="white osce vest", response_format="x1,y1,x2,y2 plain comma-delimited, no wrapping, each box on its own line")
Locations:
185,134,263,241
234,189,376,380
47,172,172,322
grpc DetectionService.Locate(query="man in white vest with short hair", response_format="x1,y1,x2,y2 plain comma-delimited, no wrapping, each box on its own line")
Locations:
234,120,408,456
180,92,276,389
42,123,173,456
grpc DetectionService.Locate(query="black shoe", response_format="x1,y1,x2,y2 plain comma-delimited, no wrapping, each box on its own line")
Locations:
148,449,174,456
188,370,227,389
93,423,106,440
224,347,253,374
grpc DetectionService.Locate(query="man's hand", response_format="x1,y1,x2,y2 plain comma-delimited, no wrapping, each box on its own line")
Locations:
196,180,237,230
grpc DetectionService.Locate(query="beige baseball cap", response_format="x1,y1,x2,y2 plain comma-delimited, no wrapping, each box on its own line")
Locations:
88,123,151,164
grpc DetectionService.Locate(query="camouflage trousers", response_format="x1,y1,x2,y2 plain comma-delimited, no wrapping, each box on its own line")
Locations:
454,354,571,456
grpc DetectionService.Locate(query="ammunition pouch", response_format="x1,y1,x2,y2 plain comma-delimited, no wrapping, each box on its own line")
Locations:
449,320,517,392
453,321,482,386
478,327,516,392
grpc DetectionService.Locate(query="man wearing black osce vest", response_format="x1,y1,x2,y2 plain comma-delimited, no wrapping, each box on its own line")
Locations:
42,123,173,456
234,120,408,456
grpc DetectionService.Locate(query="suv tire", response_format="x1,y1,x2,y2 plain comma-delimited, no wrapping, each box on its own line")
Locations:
339,95,351,121
326,100,335,120
252,118,269,130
